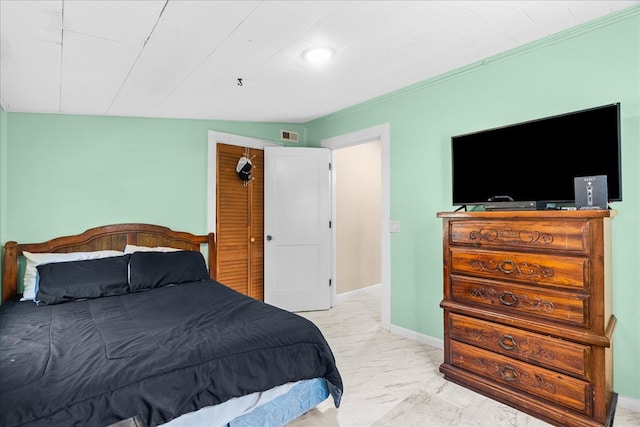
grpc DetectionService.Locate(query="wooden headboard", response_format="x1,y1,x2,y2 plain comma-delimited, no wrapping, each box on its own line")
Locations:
2,223,216,303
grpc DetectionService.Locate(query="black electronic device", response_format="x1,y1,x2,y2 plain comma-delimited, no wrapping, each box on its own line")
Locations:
451,103,622,209
574,175,608,210
484,201,541,211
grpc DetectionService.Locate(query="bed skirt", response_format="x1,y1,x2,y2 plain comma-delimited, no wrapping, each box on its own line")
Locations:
160,378,329,427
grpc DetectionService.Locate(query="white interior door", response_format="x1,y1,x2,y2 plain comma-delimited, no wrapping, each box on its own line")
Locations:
264,146,332,312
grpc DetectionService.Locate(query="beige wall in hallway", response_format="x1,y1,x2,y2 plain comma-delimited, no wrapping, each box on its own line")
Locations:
336,140,382,294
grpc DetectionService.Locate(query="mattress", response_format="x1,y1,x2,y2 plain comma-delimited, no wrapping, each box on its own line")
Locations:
0,280,342,427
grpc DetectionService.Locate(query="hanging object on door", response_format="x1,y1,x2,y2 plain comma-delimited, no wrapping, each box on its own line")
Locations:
236,154,254,186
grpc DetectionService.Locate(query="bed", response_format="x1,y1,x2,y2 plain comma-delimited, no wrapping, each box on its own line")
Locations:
0,223,342,427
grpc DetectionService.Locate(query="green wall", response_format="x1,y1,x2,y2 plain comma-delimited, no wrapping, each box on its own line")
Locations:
2,114,304,242
1,105,7,255
305,7,640,400
1,6,639,402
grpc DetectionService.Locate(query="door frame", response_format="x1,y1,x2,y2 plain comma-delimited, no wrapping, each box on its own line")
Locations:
207,127,390,327
208,131,336,307
207,131,280,234
321,123,391,330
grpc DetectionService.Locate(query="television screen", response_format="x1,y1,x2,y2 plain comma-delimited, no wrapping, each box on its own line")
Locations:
451,103,622,207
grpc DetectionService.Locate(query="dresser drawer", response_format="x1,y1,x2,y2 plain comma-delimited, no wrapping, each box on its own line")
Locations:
448,313,590,378
450,340,591,415
448,219,589,254
451,275,589,326
450,247,589,290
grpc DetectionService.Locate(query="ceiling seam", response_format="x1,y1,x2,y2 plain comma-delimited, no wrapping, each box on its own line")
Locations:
145,1,264,116
105,0,170,115
59,0,65,113
63,29,130,44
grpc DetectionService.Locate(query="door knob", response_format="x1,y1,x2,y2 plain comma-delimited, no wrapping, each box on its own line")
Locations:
250,237,255,243
266,235,273,241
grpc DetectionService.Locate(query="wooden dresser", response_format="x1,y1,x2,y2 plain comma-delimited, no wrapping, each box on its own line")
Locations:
437,210,617,427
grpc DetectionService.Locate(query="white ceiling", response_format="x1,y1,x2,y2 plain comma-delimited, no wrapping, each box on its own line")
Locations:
1,1,637,123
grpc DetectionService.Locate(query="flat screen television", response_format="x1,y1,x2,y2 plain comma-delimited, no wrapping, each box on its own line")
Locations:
451,103,622,208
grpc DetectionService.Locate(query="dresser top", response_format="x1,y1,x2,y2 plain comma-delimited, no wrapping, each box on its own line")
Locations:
437,209,617,219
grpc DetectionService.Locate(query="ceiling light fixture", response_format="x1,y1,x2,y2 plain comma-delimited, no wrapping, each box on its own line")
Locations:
302,46,335,64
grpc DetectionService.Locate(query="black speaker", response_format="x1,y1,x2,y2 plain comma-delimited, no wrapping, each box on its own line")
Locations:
574,175,608,210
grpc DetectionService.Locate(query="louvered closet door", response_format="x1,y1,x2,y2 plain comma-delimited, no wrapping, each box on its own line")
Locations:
216,143,264,300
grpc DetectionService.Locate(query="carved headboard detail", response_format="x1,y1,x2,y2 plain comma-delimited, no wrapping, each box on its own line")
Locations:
2,223,216,302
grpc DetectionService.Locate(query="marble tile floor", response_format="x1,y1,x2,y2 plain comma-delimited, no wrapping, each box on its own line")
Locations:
290,286,640,427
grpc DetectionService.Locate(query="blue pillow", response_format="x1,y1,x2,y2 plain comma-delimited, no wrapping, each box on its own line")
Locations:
36,255,131,305
128,251,209,292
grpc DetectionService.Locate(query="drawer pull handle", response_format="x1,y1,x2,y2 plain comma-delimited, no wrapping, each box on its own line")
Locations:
499,291,518,306
499,335,517,350
499,259,517,273
500,365,518,382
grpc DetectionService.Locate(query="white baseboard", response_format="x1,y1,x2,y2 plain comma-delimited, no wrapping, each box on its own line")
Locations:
388,323,444,350
336,283,381,303
617,394,640,412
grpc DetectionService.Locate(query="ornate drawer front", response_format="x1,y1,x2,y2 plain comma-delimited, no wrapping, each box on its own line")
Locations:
450,276,588,326
450,340,591,415
449,248,588,290
448,313,589,378
448,220,589,254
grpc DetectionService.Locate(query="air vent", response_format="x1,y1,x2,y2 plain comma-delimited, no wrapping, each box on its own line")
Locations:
280,129,299,143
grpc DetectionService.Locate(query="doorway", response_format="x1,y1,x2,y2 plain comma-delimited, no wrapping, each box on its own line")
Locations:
322,123,391,329
207,126,390,327
335,141,382,295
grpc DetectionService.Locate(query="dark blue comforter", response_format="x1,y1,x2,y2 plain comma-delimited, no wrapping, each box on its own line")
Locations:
0,280,342,427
